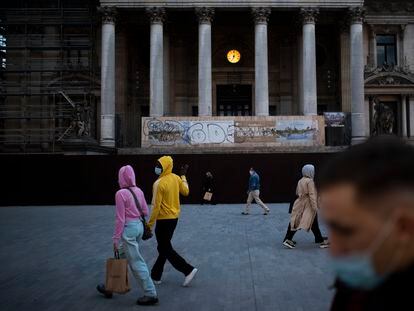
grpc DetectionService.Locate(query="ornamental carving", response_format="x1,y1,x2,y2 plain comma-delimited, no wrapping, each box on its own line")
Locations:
348,6,365,24
251,8,271,24
365,64,414,86
367,1,414,13
98,6,117,24
195,7,215,23
299,8,319,24
146,7,166,24
372,98,395,136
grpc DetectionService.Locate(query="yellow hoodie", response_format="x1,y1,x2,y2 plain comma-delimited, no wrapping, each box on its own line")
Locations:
148,156,189,228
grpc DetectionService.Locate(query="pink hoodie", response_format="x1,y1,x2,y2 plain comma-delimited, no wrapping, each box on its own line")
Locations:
112,165,149,247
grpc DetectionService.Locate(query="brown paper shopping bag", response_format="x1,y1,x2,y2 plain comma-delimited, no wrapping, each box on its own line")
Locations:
105,252,131,294
203,192,213,201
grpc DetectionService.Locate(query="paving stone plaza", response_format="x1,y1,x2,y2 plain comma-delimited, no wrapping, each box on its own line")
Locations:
0,204,333,311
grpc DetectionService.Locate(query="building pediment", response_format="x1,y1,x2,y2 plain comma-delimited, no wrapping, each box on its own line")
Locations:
99,0,363,9
365,67,414,86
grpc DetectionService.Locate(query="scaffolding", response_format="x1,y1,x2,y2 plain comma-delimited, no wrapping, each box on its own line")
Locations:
0,0,99,153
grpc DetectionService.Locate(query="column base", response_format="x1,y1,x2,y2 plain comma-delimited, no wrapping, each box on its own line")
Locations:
100,139,115,148
351,136,367,145
100,114,115,147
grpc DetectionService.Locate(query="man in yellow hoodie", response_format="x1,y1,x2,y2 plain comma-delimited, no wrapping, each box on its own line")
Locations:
148,156,198,287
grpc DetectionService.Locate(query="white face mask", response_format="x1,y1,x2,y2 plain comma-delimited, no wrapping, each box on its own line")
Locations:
155,167,162,176
249,170,254,176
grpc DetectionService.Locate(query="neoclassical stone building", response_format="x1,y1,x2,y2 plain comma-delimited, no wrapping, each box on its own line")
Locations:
0,0,413,152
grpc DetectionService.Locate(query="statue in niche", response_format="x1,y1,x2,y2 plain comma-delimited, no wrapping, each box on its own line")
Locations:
70,103,91,138
372,98,395,136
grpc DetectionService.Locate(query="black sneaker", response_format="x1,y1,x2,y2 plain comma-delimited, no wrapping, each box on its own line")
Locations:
96,284,113,299
282,239,296,249
319,240,330,249
241,212,249,215
137,296,159,306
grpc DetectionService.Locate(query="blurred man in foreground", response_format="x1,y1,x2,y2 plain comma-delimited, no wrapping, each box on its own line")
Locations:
318,136,414,311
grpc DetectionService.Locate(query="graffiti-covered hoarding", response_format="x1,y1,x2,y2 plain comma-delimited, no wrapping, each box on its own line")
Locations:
142,116,325,147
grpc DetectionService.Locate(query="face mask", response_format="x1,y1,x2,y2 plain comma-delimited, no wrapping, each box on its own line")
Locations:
330,218,395,290
249,171,254,176
155,167,162,176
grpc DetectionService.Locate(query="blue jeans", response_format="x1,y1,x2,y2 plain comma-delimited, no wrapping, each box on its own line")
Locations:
120,221,157,297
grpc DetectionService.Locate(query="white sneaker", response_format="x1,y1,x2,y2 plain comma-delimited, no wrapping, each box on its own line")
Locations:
152,279,162,285
182,268,198,287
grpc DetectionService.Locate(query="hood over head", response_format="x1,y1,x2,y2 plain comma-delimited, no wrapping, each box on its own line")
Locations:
158,156,173,177
302,164,315,179
118,165,136,188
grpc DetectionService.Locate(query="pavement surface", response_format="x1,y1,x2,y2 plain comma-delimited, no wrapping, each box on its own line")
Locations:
0,204,335,311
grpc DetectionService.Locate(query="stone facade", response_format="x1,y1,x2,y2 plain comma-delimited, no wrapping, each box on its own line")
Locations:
1,0,413,153
98,0,414,148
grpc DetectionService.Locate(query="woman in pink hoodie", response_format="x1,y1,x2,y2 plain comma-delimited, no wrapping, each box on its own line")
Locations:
97,165,158,306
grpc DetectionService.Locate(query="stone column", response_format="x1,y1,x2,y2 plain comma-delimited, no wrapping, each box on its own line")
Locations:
99,7,117,147
402,95,408,137
147,7,166,117
196,7,214,117
409,95,414,138
252,8,271,116
299,8,319,116
349,7,366,143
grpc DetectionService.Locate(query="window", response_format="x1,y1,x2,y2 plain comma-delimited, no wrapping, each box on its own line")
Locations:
376,35,397,66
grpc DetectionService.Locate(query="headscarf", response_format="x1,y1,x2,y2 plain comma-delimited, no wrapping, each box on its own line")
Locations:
302,164,315,179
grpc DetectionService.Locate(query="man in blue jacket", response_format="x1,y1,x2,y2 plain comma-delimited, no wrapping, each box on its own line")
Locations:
242,168,270,215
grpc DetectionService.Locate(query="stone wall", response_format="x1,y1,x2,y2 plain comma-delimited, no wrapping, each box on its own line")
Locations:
141,116,325,147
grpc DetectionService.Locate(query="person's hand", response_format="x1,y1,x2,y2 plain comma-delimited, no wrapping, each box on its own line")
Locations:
180,164,189,176
113,243,118,254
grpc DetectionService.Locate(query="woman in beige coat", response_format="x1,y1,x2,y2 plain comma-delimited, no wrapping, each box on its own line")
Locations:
282,164,329,249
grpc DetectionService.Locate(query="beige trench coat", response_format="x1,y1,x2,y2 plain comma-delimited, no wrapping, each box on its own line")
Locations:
290,177,318,231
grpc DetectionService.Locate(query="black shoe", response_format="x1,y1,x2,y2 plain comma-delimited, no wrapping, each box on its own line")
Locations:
241,212,249,215
283,239,296,249
137,296,159,306
96,284,113,299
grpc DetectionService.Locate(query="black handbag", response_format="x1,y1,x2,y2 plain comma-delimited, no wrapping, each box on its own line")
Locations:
127,188,153,241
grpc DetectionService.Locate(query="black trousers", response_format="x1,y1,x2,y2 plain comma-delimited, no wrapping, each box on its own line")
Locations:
284,214,324,243
151,219,194,281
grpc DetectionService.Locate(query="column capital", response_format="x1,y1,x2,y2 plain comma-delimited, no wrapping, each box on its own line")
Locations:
98,6,117,24
348,6,365,24
196,7,215,24
300,8,319,25
252,7,271,24
146,7,166,24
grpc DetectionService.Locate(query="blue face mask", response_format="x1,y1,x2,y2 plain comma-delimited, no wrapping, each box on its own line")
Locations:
331,254,385,290
155,167,162,175
330,219,395,290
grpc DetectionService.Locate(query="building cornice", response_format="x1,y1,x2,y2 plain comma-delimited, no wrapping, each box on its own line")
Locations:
99,1,363,9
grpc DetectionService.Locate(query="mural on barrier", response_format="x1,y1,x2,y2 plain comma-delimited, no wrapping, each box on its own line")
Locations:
142,116,325,147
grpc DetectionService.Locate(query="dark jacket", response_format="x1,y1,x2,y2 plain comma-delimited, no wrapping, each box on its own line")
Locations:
202,175,214,193
248,172,260,191
331,263,414,311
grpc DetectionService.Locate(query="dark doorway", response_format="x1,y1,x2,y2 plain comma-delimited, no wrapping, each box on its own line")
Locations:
217,84,252,116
